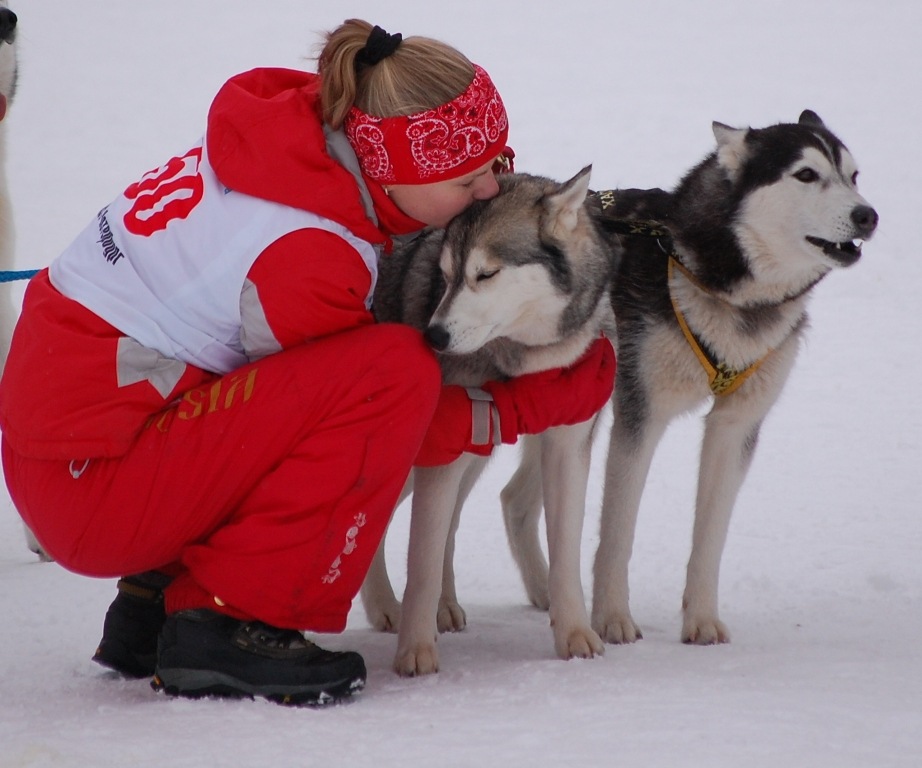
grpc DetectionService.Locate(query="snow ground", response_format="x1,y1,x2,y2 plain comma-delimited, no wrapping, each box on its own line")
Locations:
1,2,919,767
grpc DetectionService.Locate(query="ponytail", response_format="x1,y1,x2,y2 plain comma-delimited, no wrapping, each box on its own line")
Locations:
316,19,475,130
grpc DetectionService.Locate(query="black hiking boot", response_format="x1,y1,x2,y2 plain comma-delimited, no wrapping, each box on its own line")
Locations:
92,572,172,678
151,609,366,706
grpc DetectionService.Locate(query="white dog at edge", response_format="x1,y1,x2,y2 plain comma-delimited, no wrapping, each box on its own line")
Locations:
0,0,18,364
0,4,38,558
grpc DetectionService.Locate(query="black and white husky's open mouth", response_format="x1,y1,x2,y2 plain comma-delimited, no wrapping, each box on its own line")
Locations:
805,236,863,265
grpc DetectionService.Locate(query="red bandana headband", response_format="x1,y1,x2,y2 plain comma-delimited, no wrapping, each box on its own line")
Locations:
343,64,509,185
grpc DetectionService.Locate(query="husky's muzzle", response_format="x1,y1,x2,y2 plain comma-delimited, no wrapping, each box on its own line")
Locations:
424,324,450,352
806,203,879,266
0,8,16,45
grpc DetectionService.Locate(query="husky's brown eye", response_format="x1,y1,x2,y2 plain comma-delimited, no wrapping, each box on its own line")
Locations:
851,171,859,185
794,168,819,183
476,269,498,282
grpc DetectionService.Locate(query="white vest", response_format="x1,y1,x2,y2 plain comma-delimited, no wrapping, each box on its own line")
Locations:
49,139,379,374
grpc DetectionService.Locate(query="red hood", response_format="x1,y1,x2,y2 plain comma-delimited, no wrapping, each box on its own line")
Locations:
205,68,423,247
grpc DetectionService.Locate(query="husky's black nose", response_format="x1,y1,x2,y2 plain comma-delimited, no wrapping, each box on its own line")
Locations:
851,205,879,237
0,8,16,44
424,324,450,352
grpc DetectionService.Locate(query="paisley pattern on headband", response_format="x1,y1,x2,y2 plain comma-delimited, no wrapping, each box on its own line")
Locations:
346,121,392,181
344,65,508,185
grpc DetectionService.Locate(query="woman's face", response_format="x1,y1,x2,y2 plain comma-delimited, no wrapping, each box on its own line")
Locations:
386,157,500,228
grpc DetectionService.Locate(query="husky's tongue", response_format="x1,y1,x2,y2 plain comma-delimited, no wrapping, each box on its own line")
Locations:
0,94,6,122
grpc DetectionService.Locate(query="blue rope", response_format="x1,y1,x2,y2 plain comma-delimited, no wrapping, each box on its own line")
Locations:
0,268,39,283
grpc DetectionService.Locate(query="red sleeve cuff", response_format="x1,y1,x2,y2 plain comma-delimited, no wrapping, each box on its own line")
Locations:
414,385,494,467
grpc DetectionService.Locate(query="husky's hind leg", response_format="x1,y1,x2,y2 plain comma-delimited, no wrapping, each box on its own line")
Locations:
436,500,466,632
361,540,401,632
436,457,487,633
501,435,549,610
361,473,413,632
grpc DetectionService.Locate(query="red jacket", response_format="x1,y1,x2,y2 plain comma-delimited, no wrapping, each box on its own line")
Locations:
0,68,482,463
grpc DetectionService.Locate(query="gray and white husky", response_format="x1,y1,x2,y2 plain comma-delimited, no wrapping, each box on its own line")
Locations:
573,110,877,645
365,167,620,675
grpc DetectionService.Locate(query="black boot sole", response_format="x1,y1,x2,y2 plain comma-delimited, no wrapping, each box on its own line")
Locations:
151,668,365,706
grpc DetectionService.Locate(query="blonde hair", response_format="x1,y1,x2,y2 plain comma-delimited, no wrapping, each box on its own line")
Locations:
317,19,476,130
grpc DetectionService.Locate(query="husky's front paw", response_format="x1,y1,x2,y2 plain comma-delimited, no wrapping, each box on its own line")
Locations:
681,615,730,645
592,611,643,644
553,624,605,660
436,598,466,633
393,643,439,677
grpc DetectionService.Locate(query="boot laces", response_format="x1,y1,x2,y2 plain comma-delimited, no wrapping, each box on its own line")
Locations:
239,621,314,652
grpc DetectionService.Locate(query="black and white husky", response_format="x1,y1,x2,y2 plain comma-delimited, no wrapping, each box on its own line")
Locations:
575,110,878,645
365,168,620,675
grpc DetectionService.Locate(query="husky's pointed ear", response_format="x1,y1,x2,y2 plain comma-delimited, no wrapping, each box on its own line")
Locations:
799,109,825,128
713,122,749,176
545,165,592,235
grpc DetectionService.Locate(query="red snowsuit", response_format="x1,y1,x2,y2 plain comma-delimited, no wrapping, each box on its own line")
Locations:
0,69,502,632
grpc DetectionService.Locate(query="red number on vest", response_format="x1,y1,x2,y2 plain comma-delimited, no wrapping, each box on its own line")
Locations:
123,147,205,236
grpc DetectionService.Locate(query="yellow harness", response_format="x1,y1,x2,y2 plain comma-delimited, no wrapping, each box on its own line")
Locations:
667,257,767,397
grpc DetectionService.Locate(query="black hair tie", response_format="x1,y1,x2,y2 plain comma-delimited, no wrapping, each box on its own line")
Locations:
355,25,403,68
